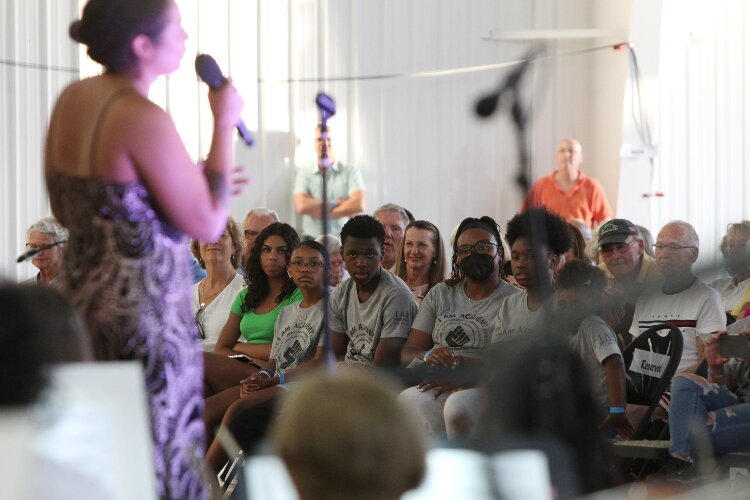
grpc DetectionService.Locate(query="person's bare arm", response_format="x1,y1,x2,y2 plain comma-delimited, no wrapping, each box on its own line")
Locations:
294,192,329,218
332,330,349,361
373,337,406,367
401,328,434,367
330,189,365,218
601,354,634,439
126,84,243,241
213,313,244,356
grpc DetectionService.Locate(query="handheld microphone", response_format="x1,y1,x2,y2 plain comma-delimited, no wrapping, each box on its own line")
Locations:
315,92,336,122
195,54,254,146
17,240,66,263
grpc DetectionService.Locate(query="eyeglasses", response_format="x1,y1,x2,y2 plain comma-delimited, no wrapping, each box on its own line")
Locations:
194,307,206,340
652,243,697,252
289,259,325,271
456,241,498,258
599,240,637,256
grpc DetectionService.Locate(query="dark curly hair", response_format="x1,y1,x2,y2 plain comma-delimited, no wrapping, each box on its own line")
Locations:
446,216,505,286
505,207,572,256
557,259,607,292
242,223,300,312
70,0,170,73
340,215,385,248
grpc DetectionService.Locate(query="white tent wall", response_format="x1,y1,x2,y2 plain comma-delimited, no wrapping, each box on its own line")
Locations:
6,0,742,283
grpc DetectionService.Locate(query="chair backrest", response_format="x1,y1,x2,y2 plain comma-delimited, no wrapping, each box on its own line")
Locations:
621,323,683,437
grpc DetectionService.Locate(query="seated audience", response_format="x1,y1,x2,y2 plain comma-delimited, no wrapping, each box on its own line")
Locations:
315,233,348,286
659,330,750,479
272,370,426,500
331,215,416,366
394,220,447,304
190,218,245,351
492,207,571,343
597,218,662,345
373,203,409,271
557,260,633,438
22,217,68,288
398,216,519,438
556,221,588,277
630,221,725,373
205,241,330,474
709,221,750,313
203,223,302,435
241,207,279,267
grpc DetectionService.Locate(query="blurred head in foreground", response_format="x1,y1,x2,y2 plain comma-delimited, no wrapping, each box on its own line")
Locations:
272,369,426,500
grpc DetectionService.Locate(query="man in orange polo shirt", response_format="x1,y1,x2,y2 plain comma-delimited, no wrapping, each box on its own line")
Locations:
522,138,613,229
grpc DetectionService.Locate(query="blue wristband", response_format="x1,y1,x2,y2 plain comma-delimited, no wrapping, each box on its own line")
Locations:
423,347,436,362
278,372,286,385
609,406,626,414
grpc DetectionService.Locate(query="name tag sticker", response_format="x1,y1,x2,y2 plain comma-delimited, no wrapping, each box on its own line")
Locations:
630,349,670,379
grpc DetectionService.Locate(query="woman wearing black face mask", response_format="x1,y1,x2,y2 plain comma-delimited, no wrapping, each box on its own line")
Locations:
398,217,520,440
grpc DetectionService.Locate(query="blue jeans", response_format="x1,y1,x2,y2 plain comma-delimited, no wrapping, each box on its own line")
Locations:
669,373,750,461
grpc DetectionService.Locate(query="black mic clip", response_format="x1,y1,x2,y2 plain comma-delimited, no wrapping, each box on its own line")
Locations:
17,240,66,263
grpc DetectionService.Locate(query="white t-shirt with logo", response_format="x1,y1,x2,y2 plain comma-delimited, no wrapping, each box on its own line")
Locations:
630,279,726,373
569,315,622,409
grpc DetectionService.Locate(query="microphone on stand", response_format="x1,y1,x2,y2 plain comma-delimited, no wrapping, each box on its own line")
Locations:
315,92,336,169
17,241,66,263
195,54,254,146
315,92,336,370
476,48,541,118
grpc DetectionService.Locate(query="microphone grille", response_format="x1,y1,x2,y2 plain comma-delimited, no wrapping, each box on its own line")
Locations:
195,54,224,89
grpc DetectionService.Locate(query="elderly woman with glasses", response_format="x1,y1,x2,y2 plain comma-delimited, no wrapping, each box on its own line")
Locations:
398,216,519,439
190,217,246,351
23,217,68,288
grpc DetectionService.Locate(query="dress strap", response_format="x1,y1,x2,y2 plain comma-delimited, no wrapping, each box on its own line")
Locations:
88,87,133,174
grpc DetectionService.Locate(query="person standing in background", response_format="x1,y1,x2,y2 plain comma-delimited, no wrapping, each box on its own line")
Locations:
522,138,613,229
293,126,366,239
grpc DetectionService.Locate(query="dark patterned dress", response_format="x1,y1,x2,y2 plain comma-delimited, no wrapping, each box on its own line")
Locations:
48,173,208,500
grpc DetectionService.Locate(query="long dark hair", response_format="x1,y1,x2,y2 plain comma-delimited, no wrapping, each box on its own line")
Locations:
446,216,505,286
242,223,299,312
70,0,170,73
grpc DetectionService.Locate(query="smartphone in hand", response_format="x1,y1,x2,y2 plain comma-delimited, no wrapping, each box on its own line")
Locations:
719,335,750,358
228,354,262,369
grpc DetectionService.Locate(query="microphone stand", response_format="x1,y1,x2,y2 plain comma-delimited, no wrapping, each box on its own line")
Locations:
316,102,336,370
476,47,554,301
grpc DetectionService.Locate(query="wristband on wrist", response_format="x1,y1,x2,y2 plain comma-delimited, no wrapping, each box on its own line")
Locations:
278,372,286,385
423,347,436,362
609,406,626,414
331,200,337,209
258,368,275,379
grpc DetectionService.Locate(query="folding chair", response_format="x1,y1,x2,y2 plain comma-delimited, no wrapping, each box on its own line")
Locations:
611,323,683,477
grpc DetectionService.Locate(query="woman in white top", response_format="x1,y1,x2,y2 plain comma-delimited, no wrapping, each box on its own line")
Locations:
190,217,245,350
394,220,447,304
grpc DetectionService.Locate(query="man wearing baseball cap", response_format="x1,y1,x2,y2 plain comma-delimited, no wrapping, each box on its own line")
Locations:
597,218,661,345
598,219,661,294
